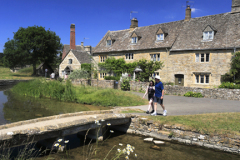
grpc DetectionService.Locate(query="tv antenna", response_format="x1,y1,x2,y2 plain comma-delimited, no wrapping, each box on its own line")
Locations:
130,11,138,20
182,1,194,8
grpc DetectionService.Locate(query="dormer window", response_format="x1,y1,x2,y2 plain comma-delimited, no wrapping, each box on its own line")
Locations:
106,36,114,46
156,34,164,41
203,31,214,40
106,40,112,46
131,37,137,44
202,25,216,41
131,32,140,44
156,28,167,41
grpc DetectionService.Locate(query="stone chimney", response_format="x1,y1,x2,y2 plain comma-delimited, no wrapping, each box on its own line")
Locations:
185,5,191,21
84,46,92,55
232,0,240,13
81,42,84,46
70,24,76,50
130,18,138,31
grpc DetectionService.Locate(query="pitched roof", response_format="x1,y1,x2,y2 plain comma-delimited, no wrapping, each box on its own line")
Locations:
171,12,240,51
93,20,184,53
63,45,84,54
71,50,91,64
93,12,240,53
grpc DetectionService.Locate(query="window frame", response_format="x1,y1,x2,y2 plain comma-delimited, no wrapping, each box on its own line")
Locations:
196,53,210,63
150,54,160,61
156,34,164,41
131,37,137,44
195,74,210,84
125,53,134,60
100,55,107,62
106,40,112,46
68,59,72,64
203,31,214,40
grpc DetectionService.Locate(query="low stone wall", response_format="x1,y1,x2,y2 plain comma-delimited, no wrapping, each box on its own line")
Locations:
164,85,240,101
0,80,29,86
71,79,240,101
126,116,240,154
72,79,90,86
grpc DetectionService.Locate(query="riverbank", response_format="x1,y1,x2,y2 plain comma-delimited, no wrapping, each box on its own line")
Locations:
0,66,35,80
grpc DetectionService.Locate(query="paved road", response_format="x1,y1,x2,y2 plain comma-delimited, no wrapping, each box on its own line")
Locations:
129,92,240,116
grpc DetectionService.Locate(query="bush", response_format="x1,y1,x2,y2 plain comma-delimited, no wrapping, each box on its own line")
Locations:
184,91,203,98
218,82,240,89
104,76,120,81
68,69,90,80
121,79,130,91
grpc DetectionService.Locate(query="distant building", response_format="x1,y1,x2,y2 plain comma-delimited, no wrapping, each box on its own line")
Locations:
59,24,92,78
92,0,240,88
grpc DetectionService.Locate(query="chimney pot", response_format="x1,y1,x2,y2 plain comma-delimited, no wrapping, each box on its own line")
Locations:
130,18,138,31
81,42,84,46
232,0,240,13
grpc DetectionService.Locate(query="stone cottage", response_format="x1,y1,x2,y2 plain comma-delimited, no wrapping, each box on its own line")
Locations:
59,24,92,78
92,0,240,88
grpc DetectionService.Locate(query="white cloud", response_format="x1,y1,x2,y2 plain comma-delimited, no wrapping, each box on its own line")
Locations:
191,8,201,13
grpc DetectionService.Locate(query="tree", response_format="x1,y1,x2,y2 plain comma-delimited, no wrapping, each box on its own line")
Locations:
3,26,62,74
137,59,164,82
222,52,240,84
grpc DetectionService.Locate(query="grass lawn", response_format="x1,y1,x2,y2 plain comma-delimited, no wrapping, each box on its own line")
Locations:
147,112,240,136
0,66,36,80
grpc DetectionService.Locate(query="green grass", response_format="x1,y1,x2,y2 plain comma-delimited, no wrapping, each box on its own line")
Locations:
148,112,240,136
0,66,35,80
11,79,148,107
121,109,145,113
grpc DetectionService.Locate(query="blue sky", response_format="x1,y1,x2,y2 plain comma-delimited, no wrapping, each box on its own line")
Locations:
0,0,231,53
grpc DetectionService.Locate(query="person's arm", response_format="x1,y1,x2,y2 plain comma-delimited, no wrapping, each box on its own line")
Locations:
143,86,149,99
161,89,164,99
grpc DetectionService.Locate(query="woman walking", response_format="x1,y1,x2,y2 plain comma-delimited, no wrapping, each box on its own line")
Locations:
143,80,155,114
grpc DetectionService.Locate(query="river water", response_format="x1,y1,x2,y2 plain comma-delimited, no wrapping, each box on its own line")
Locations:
0,86,240,159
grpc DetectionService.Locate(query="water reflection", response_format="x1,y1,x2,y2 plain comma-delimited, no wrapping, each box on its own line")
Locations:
0,89,110,125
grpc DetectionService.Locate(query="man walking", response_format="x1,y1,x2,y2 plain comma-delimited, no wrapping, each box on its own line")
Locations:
151,75,167,116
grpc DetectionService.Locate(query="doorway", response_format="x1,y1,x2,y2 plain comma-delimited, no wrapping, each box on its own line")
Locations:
175,74,184,86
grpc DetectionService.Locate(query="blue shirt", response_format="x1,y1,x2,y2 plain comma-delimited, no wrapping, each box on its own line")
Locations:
155,81,164,97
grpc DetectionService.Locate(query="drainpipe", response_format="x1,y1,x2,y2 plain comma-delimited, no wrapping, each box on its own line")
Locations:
166,48,169,81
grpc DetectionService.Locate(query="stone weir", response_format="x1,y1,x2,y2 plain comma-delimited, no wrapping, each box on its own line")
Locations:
0,110,132,148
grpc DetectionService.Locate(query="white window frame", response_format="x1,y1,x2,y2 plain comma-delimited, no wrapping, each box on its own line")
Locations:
195,74,210,84
125,53,133,60
150,54,160,61
203,31,214,40
156,34,164,41
106,40,112,46
100,73,106,79
196,53,210,63
131,37,137,44
68,59,72,64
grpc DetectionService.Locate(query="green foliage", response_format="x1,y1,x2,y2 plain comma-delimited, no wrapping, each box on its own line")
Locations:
81,63,91,72
184,91,203,98
3,26,62,74
68,69,90,80
17,66,33,74
104,76,120,80
98,57,137,77
222,52,240,84
12,79,76,102
137,59,164,82
11,80,146,106
121,79,130,91
219,82,240,89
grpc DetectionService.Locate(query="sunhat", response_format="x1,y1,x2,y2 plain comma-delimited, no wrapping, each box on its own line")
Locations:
155,75,161,80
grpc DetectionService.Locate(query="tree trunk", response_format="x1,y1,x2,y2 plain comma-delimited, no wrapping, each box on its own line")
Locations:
32,61,36,75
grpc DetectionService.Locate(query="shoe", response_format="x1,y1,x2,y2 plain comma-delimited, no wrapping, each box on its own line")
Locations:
150,110,155,114
163,110,167,116
151,112,157,116
146,111,150,114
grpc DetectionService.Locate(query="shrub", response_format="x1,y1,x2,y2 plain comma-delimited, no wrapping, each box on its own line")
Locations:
68,69,90,80
219,82,240,89
184,91,203,98
104,76,120,81
121,79,130,91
